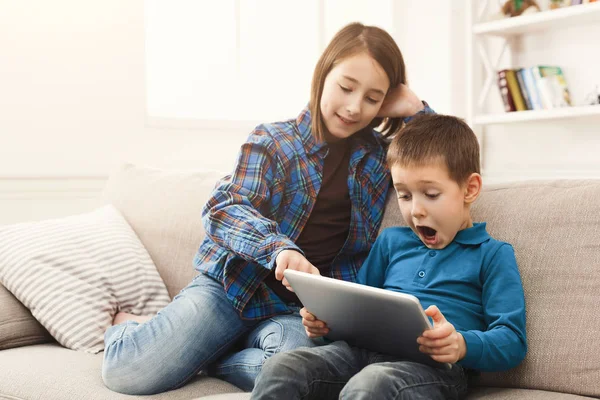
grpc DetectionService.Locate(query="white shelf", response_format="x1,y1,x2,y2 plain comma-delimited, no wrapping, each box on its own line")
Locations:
473,2,600,37
474,105,600,125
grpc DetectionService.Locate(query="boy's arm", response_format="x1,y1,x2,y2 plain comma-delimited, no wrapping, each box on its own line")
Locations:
457,244,527,372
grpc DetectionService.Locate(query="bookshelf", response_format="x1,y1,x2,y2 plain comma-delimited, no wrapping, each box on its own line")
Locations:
466,1,600,128
474,104,600,125
472,2,600,37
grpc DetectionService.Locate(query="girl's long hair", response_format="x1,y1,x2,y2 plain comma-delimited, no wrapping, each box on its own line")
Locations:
310,23,406,142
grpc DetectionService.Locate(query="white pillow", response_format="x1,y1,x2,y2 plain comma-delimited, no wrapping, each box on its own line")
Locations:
0,205,171,353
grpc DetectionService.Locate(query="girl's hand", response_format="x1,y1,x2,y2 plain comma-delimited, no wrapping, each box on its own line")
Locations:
300,307,329,338
417,305,466,364
377,83,424,118
274,250,320,291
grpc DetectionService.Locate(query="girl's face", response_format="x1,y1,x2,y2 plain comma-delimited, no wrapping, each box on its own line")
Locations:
320,52,390,142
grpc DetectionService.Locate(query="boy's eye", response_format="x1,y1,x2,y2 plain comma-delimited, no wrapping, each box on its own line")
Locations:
397,193,411,200
366,97,379,104
339,85,351,93
425,193,440,199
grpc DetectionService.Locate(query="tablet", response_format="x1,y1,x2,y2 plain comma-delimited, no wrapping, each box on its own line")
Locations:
284,269,450,369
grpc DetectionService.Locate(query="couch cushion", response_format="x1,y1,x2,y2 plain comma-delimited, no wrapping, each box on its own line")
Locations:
0,205,171,353
471,180,600,398
0,283,52,350
466,387,596,399
0,343,242,400
381,180,600,398
102,163,226,298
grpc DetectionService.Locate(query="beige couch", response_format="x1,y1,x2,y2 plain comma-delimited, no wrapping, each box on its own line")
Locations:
1,163,599,400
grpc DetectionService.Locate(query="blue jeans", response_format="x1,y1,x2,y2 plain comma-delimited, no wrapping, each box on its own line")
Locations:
102,273,318,394
251,341,469,400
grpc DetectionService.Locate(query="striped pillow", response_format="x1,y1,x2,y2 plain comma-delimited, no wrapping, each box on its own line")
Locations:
0,205,171,353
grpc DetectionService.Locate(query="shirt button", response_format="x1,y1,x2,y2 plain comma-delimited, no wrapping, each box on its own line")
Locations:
418,271,426,278
266,256,272,263
429,251,436,257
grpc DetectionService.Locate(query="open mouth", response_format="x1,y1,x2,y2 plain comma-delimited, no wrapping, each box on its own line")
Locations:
336,113,357,125
416,225,438,245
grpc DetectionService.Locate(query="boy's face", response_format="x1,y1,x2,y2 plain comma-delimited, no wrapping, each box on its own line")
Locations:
320,52,389,142
391,162,474,250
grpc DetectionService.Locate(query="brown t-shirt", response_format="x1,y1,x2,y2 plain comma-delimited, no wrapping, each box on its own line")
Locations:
265,140,352,304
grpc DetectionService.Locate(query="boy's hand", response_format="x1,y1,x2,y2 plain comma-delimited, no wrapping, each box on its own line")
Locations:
300,307,329,338
417,305,466,364
377,83,424,119
274,250,320,291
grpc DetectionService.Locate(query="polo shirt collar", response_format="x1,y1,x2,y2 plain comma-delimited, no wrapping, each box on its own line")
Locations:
453,222,490,246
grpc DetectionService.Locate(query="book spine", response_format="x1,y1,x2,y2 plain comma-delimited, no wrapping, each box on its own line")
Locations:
524,67,543,110
506,69,527,111
516,68,533,110
531,66,553,109
497,70,516,112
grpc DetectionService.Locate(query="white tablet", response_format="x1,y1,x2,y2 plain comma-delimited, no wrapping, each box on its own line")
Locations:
284,269,450,369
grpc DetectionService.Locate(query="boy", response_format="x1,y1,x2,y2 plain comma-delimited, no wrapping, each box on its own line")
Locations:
250,114,527,400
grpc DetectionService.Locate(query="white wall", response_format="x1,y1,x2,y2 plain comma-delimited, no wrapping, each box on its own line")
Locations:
0,0,245,224
1,0,598,224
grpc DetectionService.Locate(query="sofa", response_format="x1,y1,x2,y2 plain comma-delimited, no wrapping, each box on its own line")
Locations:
0,163,599,400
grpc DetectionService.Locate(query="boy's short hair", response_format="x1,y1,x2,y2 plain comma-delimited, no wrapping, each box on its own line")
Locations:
386,114,480,184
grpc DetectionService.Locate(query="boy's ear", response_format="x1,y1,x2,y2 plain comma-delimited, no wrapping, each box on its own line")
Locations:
463,173,482,204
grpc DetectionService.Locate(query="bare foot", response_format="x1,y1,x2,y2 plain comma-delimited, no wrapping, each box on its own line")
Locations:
112,312,152,326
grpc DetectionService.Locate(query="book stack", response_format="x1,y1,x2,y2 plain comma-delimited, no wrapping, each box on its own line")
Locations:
497,66,572,112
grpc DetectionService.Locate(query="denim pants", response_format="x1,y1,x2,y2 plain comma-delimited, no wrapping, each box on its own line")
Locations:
102,273,318,395
251,340,469,400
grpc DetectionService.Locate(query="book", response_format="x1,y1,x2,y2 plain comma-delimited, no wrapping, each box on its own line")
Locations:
531,66,553,109
538,66,572,108
516,68,533,110
497,70,516,112
505,69,527,111
523,67,543,110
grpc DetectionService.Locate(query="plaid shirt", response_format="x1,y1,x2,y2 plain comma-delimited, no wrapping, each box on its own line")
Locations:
195,105,433,320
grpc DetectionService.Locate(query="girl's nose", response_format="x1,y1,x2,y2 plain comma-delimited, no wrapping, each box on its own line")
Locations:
346,99,360,116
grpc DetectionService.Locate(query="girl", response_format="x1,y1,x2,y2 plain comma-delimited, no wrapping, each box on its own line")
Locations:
102,22,433,394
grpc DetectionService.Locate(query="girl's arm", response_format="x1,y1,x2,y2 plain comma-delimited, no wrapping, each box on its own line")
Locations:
202,130,300,271
377,83,426,119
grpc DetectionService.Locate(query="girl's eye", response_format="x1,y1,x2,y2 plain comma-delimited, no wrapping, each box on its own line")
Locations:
339,85,351,93
397,193,411,200
425,193,440,199
366,97,379,104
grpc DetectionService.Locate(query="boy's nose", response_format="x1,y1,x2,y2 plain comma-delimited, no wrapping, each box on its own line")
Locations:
411,202,426,218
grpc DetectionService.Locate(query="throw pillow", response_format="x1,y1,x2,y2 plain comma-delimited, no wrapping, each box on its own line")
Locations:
0,283,53,350
0,205,171,353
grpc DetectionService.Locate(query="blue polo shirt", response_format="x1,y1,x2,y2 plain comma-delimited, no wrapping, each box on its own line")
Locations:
357,222,527,372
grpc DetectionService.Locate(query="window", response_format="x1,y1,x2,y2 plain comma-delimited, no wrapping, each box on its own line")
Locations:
145,0,393,124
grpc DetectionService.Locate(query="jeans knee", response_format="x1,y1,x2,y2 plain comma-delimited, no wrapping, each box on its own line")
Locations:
102,337,166,395
262,351,289,372
341,364,397,398
260,320,316,361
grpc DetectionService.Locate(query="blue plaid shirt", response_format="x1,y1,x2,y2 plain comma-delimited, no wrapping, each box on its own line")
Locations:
195,105,433,320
